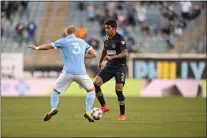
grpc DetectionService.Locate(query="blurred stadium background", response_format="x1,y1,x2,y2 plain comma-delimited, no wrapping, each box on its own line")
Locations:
1,1,206,137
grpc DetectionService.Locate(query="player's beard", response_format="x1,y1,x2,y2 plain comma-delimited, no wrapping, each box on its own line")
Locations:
106,32,110,36
106,32,113,37
107,32,116,38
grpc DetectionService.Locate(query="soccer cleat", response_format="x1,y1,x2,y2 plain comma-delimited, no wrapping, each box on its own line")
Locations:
101,105,110,113
84,111,95,122
43,109,58,121
118,114,126,120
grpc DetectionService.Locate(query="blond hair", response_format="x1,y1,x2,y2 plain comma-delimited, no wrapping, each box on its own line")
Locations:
65,26,76,35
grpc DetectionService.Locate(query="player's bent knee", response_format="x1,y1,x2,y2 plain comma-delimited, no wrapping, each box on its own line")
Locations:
88,87,95,92
94,81,102,87
94,76,103,86
116,88,123,91
115,84,124,91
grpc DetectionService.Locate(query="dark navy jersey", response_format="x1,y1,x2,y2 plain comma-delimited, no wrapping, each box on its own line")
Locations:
103,32,127,67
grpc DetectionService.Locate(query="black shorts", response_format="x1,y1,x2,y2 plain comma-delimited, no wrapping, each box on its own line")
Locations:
98,65,126,85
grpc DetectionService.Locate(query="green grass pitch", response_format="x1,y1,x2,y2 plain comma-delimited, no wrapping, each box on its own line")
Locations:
1,79,206,137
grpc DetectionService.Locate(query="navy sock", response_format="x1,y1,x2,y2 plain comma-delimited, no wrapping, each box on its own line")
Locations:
95,84,106,107
116,91,125,115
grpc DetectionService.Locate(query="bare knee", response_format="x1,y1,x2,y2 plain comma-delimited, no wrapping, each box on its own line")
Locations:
88,87,95,92
94,76,103,86
115,84,124,91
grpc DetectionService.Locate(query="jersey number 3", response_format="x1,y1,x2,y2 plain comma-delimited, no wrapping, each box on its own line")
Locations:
72,42,81,54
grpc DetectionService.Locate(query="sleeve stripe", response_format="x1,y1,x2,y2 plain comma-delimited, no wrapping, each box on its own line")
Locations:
51,42,57,49
86,47,92,53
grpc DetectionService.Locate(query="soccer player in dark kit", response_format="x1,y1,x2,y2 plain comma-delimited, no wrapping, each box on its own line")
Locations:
94,19,128,120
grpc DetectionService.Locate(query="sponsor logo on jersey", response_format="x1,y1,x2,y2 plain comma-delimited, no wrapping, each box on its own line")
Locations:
107,50,116,55
121,41,125,44
112,44,116,49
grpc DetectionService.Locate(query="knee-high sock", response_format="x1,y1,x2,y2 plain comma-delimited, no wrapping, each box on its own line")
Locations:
94,84,106,107
116,91,125,115
51,91,60,109
86,91,95,111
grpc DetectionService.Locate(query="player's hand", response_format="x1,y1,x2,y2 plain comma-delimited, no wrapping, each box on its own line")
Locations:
28,45,36,50
104,56,114,61
98,63,104,70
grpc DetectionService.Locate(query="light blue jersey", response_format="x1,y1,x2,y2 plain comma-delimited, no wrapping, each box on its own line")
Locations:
52,34,92,75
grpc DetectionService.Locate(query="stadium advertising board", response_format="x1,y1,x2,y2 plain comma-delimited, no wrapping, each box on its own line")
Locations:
1,53,24,78
131,54,206,80
1,79,55,96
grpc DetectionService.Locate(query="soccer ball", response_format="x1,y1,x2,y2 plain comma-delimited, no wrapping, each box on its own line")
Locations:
91,107,103,120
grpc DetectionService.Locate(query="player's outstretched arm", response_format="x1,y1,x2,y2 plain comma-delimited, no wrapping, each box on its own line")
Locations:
28,43,55,51
85,48,96,59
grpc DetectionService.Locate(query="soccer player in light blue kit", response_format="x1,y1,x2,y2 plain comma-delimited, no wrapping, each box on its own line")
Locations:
28,26,96,122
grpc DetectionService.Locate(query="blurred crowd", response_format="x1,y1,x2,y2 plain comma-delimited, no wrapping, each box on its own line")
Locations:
76,1,206,53
1,1,37,45
1,1,206,54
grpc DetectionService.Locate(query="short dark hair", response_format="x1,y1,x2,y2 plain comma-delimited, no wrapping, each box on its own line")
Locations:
104,19,117,28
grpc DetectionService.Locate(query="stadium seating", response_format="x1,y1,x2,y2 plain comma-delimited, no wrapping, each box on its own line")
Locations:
1,1,205,54
66,1,206,54
1,2,45,53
